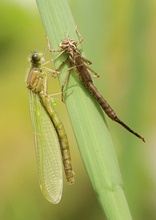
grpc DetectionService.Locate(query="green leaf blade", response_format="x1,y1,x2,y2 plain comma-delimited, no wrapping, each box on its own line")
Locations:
36,0,133,219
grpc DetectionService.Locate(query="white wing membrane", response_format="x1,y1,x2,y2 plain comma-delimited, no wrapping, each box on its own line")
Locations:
29,91,63,204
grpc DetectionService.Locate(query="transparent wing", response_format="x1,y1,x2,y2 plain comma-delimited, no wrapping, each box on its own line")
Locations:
29,91,63,204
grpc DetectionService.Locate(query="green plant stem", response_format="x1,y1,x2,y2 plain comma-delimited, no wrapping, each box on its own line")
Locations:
36,0,132,219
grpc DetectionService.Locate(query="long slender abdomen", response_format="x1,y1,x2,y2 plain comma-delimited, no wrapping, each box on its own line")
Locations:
85,82,117,119
84,82,145,142
39,93,75,184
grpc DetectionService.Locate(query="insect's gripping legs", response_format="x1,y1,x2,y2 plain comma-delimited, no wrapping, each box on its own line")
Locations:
42,67,61,78
81,56,92,65
85,64,100,78
46,36,65,61
55,58,68,71
75,27,99,78
75,26,83,45
61,71,70,102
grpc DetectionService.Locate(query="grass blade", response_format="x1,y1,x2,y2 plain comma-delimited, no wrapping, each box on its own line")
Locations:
36,0,132,219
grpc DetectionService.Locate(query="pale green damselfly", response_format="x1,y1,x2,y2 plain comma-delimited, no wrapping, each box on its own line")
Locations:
26,51,74,204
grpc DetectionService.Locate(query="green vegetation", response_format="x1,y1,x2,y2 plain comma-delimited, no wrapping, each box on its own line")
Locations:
0,1,154,220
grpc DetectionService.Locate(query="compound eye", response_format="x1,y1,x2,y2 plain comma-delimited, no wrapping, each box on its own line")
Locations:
32,53,40,62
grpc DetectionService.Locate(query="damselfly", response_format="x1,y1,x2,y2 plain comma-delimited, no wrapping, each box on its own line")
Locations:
26,51,74,204
49,28,145,142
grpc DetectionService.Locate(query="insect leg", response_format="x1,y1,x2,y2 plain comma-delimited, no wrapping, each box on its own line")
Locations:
75,26,83,45
81,56,92,65
61,71,70,102
46,36,65,60
42,67,61,78
56,58,68,71
84,64,100,78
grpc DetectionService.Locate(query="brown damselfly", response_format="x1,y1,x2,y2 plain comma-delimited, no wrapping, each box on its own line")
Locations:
49,28,145,142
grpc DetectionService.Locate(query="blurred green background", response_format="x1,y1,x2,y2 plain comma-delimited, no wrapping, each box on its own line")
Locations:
0,0,155,219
